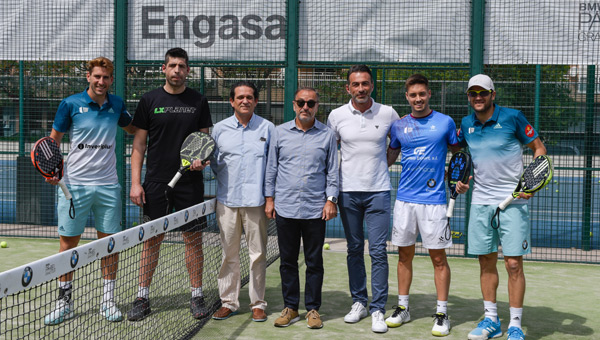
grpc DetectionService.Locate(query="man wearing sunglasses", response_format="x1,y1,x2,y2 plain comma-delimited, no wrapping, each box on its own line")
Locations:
455,74,546,340
327,65,399,333
265,87,338,329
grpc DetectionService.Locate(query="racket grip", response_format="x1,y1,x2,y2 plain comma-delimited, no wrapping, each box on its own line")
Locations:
58,180,72,200
446,198,456,218
167,172,183,189
499,195,515,210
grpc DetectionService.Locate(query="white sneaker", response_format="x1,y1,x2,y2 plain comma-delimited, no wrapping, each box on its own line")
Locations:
371,310,388,333
385,305,410,327
100,300,123,322
44,298,74,325
343,302,368,323
432,312,451,336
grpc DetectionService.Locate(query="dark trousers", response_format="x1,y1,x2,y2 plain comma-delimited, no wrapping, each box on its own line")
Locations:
275,215,326,311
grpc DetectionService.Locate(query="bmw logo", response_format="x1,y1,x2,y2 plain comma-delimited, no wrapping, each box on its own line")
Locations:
163,218,169,231
202,204,206,215
522,240,529,250
139,227,145,241
427,178,437,188
184,210,189,222
70,250,79,268
107,237,115,253
22,267,33,287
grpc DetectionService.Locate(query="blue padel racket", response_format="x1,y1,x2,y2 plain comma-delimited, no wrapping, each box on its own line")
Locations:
491,155,553,229
31,137,75,219
446,151,472,218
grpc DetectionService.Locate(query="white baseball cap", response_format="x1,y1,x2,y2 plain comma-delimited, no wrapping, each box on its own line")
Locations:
467,74,494,92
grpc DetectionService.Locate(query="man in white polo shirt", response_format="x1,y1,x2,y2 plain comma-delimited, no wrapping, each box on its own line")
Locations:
327,64,399,333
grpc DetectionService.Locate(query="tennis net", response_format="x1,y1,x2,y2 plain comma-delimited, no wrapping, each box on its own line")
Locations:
0,199,279,339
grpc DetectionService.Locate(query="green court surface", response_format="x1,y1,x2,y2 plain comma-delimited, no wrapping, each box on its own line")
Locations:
1,238,597,340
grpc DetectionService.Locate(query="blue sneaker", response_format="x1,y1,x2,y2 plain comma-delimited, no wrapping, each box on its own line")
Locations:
507,327,525,340
467,317,502,340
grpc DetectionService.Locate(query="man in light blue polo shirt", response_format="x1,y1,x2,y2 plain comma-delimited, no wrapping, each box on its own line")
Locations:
44,57,136,325
264,87,338,329
456,74,547,340
211,81,274,322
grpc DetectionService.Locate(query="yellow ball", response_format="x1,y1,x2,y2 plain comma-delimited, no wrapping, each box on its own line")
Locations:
132,222,138,227
0,241,7,248
323,243,330,250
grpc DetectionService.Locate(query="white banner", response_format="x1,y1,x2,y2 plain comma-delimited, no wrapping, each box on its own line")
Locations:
0,1,598,65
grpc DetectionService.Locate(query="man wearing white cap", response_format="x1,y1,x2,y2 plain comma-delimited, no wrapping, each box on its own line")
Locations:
455,74,546,340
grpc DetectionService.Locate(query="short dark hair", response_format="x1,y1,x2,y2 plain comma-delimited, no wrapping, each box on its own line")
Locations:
229,81,259,100
347,64,373,83
164,47,189,66
405,74,429,91
294,86,320,100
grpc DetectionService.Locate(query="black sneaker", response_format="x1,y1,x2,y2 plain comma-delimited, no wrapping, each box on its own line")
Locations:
190,296,208,319
127,297,151,321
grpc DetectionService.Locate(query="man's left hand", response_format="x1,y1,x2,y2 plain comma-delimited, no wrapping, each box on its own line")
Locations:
322,201,337,221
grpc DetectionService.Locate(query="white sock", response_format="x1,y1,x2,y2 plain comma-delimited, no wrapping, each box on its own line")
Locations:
398,295,409,309
103,279,116,303
509,307,523,329
436,300,448,314
59,280,72,290
191,287,203,298
137,286,149,299
484,301,498,322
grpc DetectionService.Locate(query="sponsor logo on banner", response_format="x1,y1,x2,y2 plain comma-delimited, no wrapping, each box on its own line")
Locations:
579,3,600,41
184,210,189,222
173,216,179,225
22,267,33,287
107,237,115,253
525,124,535,137
85,247,96,260
45,263,56,276
202,204,206,215
164,218,169,231
123,235,130,246
139,227,145,241
70,250,79,268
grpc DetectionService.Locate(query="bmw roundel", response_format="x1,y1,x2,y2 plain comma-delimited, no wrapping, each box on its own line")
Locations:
202,204,206,215
107,237,115,253
163,218,169,231
21,266,33,287
70,250,79,268
139,227,145,241
427,178,437,188
184,210,189,222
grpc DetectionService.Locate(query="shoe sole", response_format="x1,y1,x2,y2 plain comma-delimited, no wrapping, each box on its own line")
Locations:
252,316,267,322
343,315,367,323
432,330,450,337
127,310,151,322
274,316,300,327
307,323,323,329
212,310,239,320
385,319,410,328
99,309,123,322
44,311,74,326
467,332,502,340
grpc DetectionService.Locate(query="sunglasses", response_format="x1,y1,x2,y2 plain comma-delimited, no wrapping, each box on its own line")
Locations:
467,89,493,98
294,99,317,108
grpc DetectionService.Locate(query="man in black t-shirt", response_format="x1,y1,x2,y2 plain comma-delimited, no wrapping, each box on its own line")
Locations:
127,48,213,321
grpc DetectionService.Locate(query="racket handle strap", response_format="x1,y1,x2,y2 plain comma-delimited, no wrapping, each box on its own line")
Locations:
446,198,456,218
499,195,515,210
168,172,183,188
58,180,72,200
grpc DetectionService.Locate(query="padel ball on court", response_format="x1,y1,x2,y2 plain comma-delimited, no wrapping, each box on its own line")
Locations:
1,241,7,248
323,243,330,250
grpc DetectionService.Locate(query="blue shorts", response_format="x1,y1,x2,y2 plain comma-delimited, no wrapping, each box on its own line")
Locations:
57,184,122,237
467,204,531,256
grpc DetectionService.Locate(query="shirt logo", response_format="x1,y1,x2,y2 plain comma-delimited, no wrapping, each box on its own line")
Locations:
79,107,89,113
525,124,535,137
468,127,475,134
430,125,436,131
375,125,379,129
404,127,413,133
494,123,502,129
260,137,266,141
414,146,426,155
154,107,165,114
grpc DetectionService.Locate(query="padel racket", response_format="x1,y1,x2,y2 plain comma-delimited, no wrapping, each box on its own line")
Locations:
31,137,75,219
446,151,472,218
166,131,216,189
491,154,553,229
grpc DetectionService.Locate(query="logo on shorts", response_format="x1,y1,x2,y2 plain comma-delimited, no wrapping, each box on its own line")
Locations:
22,267,33,287
427,178,436,188
107,237,115,253
163,218,169,231
522,240,529,250
59,225,65,232
70,250,79,268
184,210,189,222
139,227,145,241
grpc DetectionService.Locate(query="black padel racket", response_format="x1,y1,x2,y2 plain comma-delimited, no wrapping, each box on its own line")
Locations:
446,151,472,218
491,155,553,229
167,131,216,189
31,137,75,219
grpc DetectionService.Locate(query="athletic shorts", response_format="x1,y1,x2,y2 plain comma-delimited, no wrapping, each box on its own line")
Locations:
391,200,452,249
467,204,531,256
143,181,206,232
57,184,122,237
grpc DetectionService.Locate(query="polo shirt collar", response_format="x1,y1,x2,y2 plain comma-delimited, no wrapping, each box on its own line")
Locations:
83,88,110,107
232,112,256,128
348,98,377,114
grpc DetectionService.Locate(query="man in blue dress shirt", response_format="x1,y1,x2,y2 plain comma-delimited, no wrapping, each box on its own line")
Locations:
264,87,338,329
211,81,274,322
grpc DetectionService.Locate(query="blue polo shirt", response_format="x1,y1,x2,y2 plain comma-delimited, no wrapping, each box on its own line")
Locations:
457,104,537,204
211,113,274,207
264,119,339,219
389,110,458,204
52,89,132,185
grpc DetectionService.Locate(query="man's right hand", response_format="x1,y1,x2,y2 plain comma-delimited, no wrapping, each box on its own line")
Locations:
130,183,146,207
45,176,60,186
265,197,275,219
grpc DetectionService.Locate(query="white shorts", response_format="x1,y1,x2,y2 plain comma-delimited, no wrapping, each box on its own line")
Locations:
391,200,452,249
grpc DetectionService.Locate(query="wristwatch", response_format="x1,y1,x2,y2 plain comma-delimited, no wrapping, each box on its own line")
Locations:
327,196,338,204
